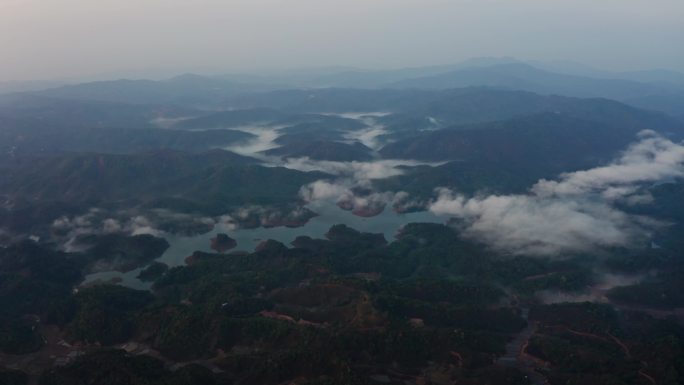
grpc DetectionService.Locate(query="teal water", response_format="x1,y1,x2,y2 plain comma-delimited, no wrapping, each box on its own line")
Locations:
83,202,444,289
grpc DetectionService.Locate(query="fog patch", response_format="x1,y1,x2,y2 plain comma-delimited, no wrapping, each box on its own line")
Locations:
102,218,123,233
344,126,388,151
324,112,392,121
52,210,167,252
218,204,317,228
293,151,440,217
128,216,165,237
532,130,684,201
282,158,435,183
336,112,391,151
429,131,684,256
150,116,193,129
432,190,650,256
537,272,652,304
224,125,283,158
535,291,601,304
318,112,391,151
299,180,352,202
299,180,409,217
221,112,442,217
392,191,429,213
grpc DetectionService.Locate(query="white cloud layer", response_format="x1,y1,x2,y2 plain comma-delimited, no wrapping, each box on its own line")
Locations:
532,130,684,200
224,125,283,157
429,131,684,256
299,179,407,215
337,113,391,151
284,158,434,184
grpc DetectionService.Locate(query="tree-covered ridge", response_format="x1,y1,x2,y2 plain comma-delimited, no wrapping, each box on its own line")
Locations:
0,150,329,239
0,71,683,385
2,222,682,384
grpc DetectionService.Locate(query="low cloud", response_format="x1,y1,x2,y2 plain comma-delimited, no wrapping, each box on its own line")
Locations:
224,125,283,157
102,218,123,233
536,272,651,304
429,131,683,256
325,112,391,151
343,126,387,151
128,216,165,237
532,130,684,200
299,180,397,216
299,180,353,202
283,158,430,183
292,154,438,218
222,113,440,211
52,210,167,251
392,191,429,213
430,190,650,256
219,204,316,228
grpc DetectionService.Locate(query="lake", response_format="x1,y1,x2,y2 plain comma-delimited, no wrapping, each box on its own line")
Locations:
83,201,444,289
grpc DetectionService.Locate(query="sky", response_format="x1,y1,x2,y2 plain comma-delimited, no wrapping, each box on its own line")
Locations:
1,0,683,81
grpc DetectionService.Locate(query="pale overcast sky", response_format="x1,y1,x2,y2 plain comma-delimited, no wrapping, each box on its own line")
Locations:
1,0,683,80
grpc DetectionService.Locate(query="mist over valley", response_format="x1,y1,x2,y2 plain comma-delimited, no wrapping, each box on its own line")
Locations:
2,1,684,383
